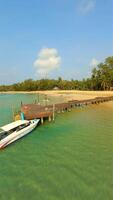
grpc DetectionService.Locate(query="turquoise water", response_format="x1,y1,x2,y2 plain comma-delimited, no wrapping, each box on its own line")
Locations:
0,94,113,200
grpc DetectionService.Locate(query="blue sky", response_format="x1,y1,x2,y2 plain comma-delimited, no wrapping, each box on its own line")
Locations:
0,0,113,84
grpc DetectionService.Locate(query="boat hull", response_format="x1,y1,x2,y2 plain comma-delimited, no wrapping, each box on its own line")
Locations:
0,119,39,149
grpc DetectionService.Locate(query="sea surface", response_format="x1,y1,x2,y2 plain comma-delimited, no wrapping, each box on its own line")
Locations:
0,94,113,200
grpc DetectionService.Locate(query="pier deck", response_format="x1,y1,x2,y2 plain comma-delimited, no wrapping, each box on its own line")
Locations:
20,96,113,123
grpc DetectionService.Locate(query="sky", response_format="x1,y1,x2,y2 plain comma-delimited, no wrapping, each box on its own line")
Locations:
0,0,113,84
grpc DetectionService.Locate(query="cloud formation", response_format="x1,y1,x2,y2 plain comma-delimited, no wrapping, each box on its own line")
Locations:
77,0,95,14
34,48,61,77
90,58,99,67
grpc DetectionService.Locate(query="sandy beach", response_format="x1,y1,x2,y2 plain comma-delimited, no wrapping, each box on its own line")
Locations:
0,90,113,102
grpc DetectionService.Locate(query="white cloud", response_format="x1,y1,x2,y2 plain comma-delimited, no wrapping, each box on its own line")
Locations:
34,47,61,77
77,0,95,14
90,58,99,67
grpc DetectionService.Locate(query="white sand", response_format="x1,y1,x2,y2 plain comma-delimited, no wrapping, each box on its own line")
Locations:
1,90,113,101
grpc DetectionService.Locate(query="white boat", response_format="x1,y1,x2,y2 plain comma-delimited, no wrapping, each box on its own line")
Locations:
0,119,40,149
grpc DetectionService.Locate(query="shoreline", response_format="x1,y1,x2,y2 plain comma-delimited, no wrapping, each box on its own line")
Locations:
0,90,113,101
0,90,113,94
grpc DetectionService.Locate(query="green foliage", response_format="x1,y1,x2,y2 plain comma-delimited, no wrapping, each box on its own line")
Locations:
91,56,113,90
0,56,113,91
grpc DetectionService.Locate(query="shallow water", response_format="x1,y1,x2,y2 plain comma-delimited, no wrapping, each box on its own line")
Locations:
0,94,113,200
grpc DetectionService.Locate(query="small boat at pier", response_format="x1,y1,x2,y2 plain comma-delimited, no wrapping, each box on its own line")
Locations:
0,119,40,149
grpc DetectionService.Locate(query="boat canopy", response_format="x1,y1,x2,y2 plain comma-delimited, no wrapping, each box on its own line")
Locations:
0,128,5,133
0,128,8,141
2,120,29,132
0,120,30,141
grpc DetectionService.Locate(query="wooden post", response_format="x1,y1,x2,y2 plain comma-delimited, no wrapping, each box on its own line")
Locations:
43,94,49,106
37,93,40,104
41,117,44,124
49,116,51,122
12,105,15,121
21,101,23,106
53,104,55,121
45,94,47,106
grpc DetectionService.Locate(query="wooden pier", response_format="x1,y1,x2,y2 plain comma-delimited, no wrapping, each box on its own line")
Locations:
19,96,113,124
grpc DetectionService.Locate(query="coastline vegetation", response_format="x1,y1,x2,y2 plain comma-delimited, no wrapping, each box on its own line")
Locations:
0,56,113,92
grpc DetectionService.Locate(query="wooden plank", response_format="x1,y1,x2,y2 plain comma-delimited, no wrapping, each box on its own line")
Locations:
20,96,113,120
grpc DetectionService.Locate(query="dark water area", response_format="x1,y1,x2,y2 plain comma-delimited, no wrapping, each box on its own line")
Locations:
0,94,113,200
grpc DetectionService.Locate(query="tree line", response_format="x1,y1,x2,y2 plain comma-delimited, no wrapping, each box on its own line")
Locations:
0,56,113,91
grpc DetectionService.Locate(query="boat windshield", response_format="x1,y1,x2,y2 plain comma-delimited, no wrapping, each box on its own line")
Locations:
0,128,4,133
0,128,9,141
0,122,31,141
